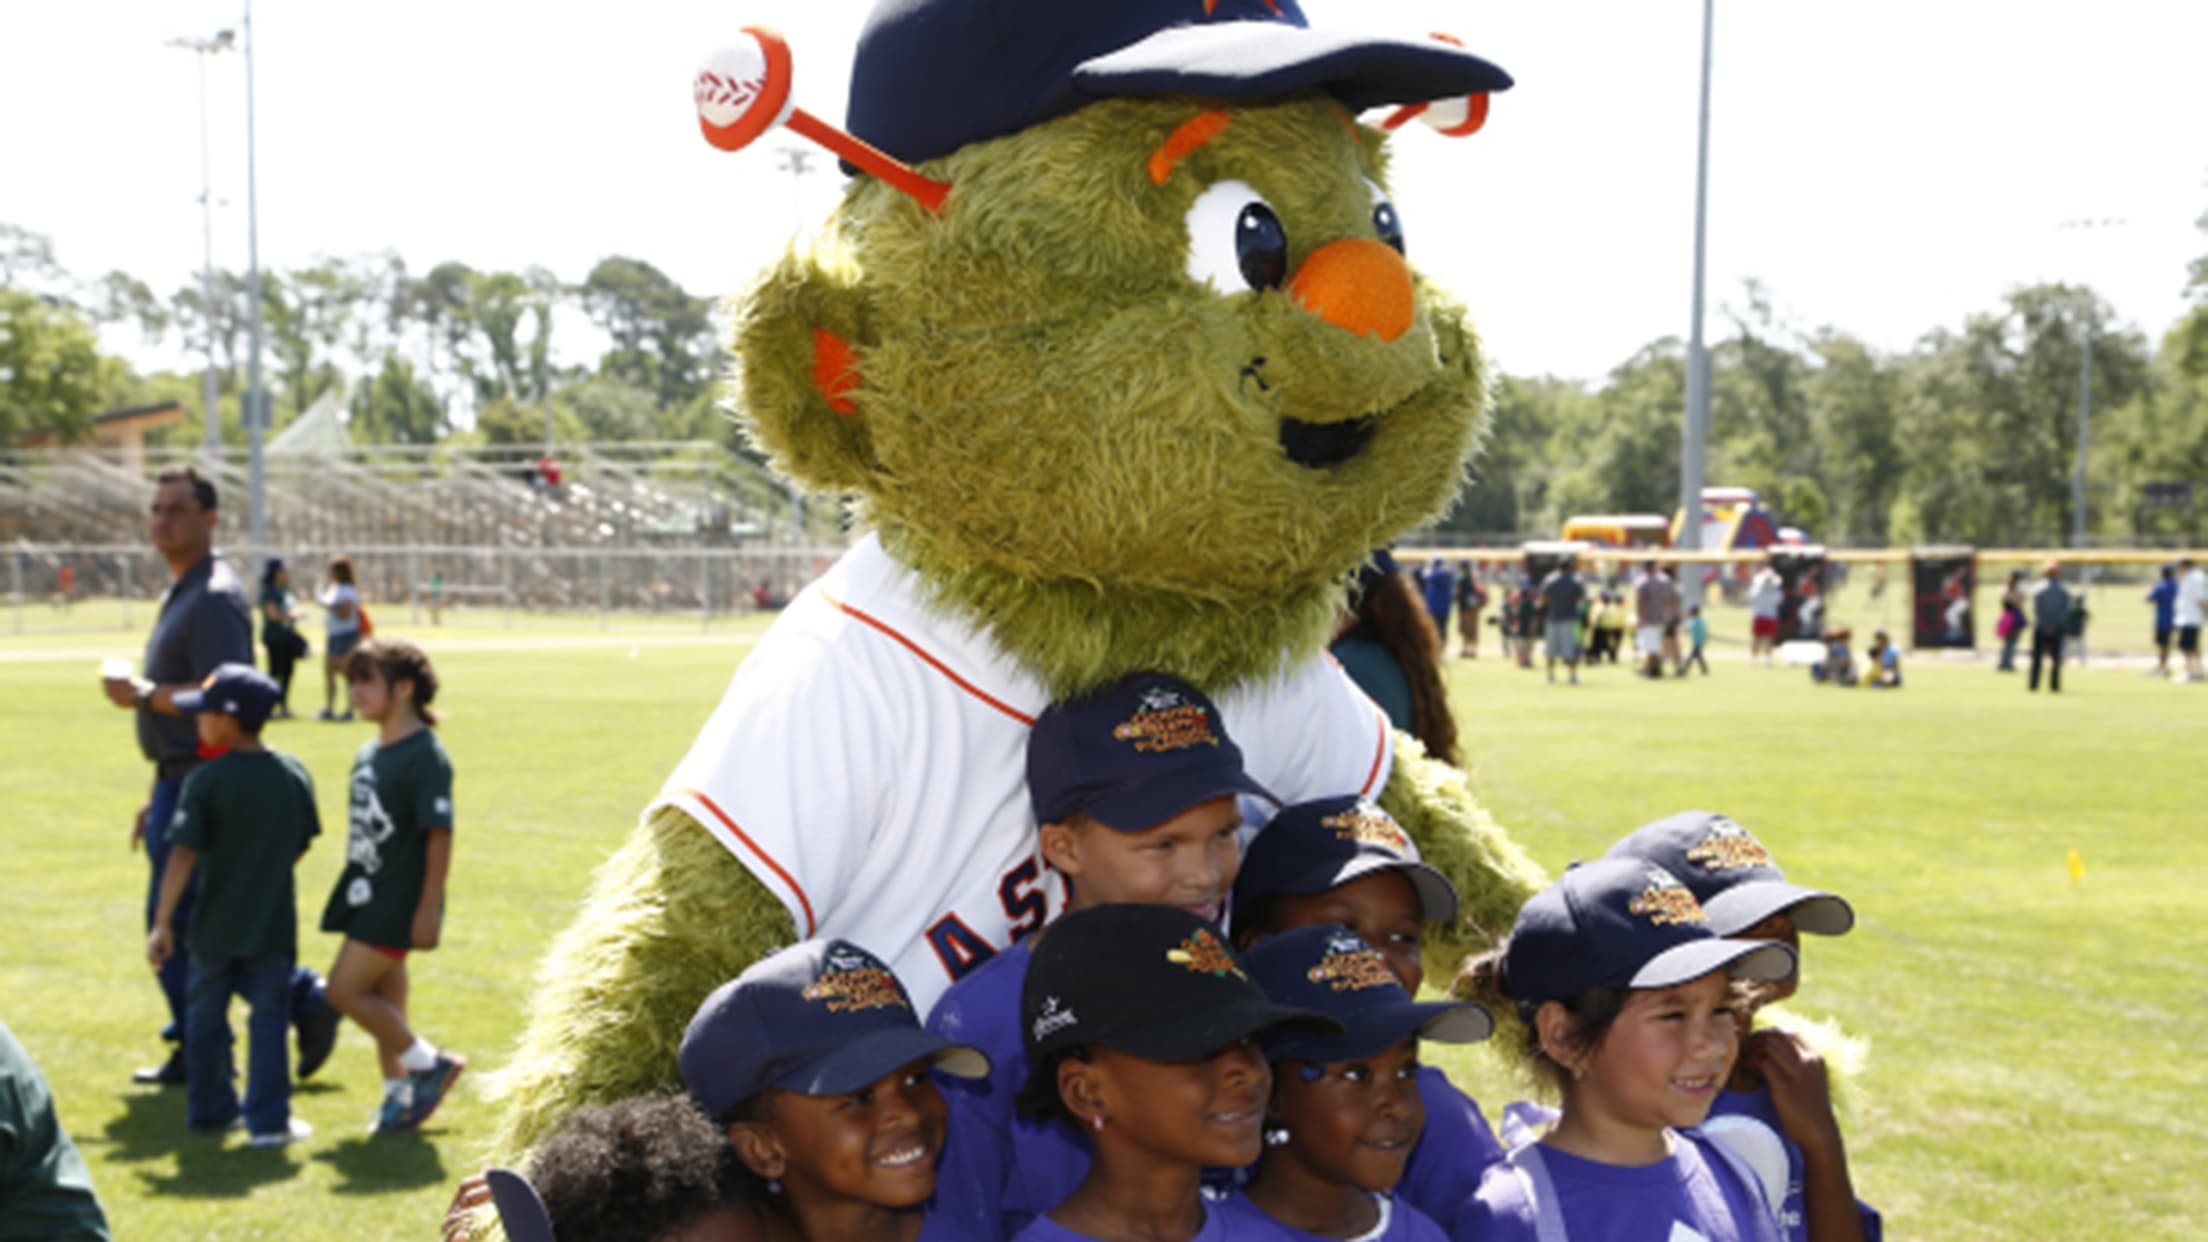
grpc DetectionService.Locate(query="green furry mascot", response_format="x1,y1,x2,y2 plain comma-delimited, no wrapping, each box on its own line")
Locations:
490,0,1545,1162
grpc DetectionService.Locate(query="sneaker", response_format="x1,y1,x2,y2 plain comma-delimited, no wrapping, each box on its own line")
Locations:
317,709,336,721
404,1052,467,1129
131,1048,186,1087
246,1117,313,1148
370,1084,416,1135
296,993,341,1081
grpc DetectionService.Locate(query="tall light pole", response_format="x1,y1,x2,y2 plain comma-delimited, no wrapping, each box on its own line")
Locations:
164,29,236,457
241,0,270,552
1677,0,1717,604
2056,217,2124,550
775,146,817,540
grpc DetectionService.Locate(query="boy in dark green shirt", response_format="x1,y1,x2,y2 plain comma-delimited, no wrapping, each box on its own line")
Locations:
147,664,320,1148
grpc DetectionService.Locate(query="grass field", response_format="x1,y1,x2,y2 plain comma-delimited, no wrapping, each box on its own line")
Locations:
3,601,2202,1240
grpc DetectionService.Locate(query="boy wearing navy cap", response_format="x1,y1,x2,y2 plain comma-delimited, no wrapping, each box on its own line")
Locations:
1231,796,1503,1235
928,671,1274,1239
145,663,320,1147
1605,812,1878,1242
681,938,990,1242
1229,924,1493,1240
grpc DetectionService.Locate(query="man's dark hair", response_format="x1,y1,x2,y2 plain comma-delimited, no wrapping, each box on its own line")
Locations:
154,466,218,511
526,1093,761,1242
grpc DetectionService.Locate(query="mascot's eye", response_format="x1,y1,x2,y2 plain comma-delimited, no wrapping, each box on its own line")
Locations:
1184,179,1289,293
1373,200,1405,254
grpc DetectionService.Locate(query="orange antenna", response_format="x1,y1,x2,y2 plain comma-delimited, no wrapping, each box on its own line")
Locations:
1377,33,1491,138
694,27,952,215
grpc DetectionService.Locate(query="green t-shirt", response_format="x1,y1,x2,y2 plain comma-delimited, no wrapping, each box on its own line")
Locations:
0,1020,110,1241
320,730,454,950
257,583,297,643
166,750,320,961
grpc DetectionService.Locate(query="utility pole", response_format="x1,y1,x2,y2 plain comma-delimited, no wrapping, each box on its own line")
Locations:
2056,218,2124,550
165,29,236,458
1677,0,1716,604
776,146,816,541
241,0,269,552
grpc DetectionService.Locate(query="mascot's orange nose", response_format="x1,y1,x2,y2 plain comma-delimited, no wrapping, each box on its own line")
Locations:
1286,239,1415,343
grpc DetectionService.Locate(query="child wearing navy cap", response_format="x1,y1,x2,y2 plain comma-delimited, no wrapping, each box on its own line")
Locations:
1226,924,1493,1240
680,938,991,1242
144,663,320,1148
1604,812,1878,1242
1451,858,1798,1242
1013,904,1337,1242
927,671,1274,1238
1230,797,1503,1234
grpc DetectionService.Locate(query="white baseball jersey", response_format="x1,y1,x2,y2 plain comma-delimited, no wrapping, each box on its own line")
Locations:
653,535,1394,1013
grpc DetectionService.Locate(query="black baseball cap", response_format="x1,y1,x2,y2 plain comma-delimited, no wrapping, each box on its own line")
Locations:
172,662,282,730
1027,672,1274,832
484,1168,553,1242
847,0,1514,167
1500,858,1796,1011
1604,811,1854,938
1244,924,1489,1063
1021,904,1338,1064
1233,796,1458,924
680,939,989,1121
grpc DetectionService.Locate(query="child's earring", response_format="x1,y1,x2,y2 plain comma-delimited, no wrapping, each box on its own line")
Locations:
1263,1126,1292,1148
1571,1063,1586,1081
767,1178,782,1195
1091,1113,1104,1133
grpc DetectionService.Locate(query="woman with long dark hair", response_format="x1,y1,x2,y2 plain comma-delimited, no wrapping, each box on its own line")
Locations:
259,557,305,718
1328,551,1462,768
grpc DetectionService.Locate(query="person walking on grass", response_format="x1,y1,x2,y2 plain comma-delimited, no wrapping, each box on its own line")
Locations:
99,467,335,1090
1748,557,1783,666
2028,561,2070,694
146,665,320,1148
1455,560,1486,659
1539,556,1586,686
317,555,363,721
1680,603,1711,676
2175,557,2206,683
1996,569,2027,673
318,638,465,1134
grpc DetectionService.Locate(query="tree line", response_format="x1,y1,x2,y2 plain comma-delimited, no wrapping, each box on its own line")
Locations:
5,214,2207,547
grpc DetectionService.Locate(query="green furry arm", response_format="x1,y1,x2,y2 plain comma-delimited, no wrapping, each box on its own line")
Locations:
1373,730,1547,986
485,805,798,1163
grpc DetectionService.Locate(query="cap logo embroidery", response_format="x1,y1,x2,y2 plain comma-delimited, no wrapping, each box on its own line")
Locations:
1032,995,1079,1042
1627,866,1707,927
1165,928,1244,979
803,949,907,1014
1321,805,1411,855
1685,819,1771,871
1306,946,1395,992
1113,689,1221,753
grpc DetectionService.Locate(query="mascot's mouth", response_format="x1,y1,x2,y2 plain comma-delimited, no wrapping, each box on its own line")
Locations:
1279,415,1376,468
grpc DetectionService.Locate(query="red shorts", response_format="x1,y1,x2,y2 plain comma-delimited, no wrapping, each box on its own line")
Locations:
1752,616,1780,639
367,943,408,961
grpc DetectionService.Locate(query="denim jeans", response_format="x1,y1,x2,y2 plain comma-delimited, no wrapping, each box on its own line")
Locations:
144,773,196,1041
185,953,293,1134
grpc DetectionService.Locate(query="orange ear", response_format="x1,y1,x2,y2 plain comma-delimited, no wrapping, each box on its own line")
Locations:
812,327,860,415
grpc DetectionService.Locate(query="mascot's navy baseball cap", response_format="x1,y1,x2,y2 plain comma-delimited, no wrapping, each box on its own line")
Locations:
1233,795,1459,925
1603,810,1855,938
1027,671,1275,832
1245,924,1490,1063
172,662,282,730
1500,858,1797,1015
847,0,1515,166
680,939,989,1121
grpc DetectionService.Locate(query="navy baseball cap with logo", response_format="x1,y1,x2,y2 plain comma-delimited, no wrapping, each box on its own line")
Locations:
171,662,282,730
1233,796,1458,924
1500,858,1796,1014
1022,904,1338,1065
1027,671,1275,832
680,939,990,1121
1604,810,1855,938
847,0,1515,167
1245,924,1490,1063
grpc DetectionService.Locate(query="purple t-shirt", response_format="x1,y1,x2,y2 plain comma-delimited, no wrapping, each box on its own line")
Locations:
1013,1201,1244,1242
1399,1067,1505,1236
1705,1087,1882,1242
929,942,1095,1239
1217,1188,1448,1241
1453,1133,1770,1242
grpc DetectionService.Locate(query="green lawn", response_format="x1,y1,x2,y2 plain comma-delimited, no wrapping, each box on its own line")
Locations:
2,607,2201,1239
